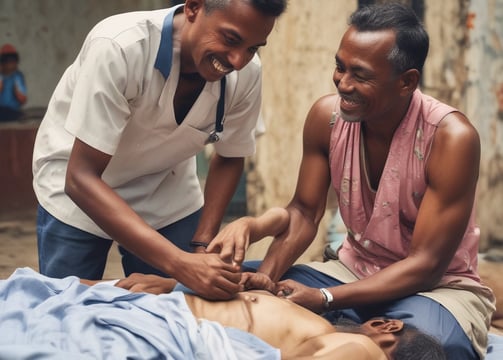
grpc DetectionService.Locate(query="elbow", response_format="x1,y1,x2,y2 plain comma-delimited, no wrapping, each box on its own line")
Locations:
414,260,447,291
64,168,86,203
64,172,78,200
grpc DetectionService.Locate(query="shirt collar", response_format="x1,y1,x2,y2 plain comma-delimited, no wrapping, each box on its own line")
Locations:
154,4,184,79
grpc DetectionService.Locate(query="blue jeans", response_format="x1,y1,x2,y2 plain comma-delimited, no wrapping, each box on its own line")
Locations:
37,205,201,279
243,261,479,360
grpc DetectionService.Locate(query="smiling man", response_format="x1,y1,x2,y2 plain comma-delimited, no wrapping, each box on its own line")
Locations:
32,0,286,300
207,3,495,360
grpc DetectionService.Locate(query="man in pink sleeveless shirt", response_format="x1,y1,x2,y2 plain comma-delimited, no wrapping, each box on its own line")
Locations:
206,3,496,360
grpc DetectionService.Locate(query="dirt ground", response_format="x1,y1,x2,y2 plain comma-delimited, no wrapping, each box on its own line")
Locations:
0,214,124,279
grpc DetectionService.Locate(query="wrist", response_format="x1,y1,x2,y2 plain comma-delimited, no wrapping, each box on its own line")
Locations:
189,241,209,249
319,288,334,310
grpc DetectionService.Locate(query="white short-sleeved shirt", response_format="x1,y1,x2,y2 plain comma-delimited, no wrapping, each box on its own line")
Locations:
33,5,262,238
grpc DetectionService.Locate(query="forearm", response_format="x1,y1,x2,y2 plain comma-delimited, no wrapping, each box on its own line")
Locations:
247,207,289,244
192,154,244,244
65,172,183,275
258,205,318,282
327,254,443,309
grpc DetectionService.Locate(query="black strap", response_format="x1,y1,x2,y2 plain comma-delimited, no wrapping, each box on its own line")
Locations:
158,8,226,135
215,76,226,133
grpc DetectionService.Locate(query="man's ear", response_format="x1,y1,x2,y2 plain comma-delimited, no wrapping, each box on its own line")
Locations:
368,319,404,333
381,319,404,333
184,0,204,23
399,69,420,96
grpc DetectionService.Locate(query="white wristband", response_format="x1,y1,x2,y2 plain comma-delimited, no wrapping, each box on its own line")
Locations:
320,287,334,309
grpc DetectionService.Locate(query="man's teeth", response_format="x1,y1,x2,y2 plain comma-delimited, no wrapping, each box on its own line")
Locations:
212,57,231,73
342,97,358,105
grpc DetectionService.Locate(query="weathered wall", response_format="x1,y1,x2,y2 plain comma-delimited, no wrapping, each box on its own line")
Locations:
1,0,502,257
249,0,503,261
464,0,503,252
423,0,503,251
245,1,357,262
0,0,169,108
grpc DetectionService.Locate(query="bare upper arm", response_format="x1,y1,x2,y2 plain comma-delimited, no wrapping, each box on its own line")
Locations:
288,94,336,223
66,138,112,180
410,111,480,274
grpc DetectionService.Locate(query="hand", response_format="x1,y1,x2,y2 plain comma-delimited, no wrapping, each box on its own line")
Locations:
115,273,177,295
174,252,243,300
240,272,276,293
275,279,326,314
206,217,253,266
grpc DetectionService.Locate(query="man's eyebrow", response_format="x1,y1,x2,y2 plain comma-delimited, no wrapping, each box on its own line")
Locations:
335,55,371,74
223,28,267,47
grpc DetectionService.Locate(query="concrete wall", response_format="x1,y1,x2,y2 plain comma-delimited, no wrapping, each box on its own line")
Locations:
0,0,170,220
245,1,357,262
1,0,502,257
465,0,503,252
248,0,503,261
0,0,169,108
422,0,503,251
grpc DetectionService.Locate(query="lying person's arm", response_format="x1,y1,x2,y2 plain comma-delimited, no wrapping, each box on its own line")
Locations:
80,273,177,295
206,207,290,266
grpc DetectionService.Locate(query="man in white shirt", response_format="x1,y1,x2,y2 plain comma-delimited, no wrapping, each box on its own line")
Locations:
32,0,286,300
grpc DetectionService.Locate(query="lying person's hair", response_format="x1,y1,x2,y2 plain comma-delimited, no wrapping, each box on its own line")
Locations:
332,317,446,360
393,323,446,360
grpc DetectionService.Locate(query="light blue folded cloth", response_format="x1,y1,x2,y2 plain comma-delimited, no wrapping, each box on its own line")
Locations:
0,268,280,359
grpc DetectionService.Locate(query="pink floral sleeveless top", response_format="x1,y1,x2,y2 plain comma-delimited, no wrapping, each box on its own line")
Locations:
329,89,481,284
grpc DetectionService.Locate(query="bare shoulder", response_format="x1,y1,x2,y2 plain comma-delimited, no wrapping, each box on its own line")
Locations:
305,93,338,127
303,93,338,154
292,333,387,360
427,111,480,190
434,111,480,152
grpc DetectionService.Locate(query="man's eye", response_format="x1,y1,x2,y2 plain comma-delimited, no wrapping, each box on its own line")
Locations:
224,35,239,45
354,73,367,82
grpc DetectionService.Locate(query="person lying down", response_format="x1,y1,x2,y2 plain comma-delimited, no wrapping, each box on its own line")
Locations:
0,268,444,360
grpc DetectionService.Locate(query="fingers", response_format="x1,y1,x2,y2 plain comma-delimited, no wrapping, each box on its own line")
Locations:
115,277,135,290
190,270,244,300
232,244,246,266
209,238,246,267
276,279,298,297
217,241,236,263
205,240,220,254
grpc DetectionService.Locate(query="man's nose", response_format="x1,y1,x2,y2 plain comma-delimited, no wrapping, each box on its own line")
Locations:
333,71,354,93
227,49,253,71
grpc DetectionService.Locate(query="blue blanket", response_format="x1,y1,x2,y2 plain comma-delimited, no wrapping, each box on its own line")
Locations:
0,268,280,360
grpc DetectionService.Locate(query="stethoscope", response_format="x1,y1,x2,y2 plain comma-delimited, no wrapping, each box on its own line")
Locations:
160,6,227,145
205,76,226,145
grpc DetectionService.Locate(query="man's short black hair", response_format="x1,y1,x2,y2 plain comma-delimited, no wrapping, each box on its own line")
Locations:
204,0,287,17
349,2,429,74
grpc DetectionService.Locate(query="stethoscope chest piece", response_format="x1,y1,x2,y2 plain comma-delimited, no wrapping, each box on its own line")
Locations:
205,131,220,144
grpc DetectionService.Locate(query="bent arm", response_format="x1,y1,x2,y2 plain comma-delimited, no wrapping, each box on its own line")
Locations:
207,206,290,265
258,95,334,281
190,153,244,251
65,138,185,275
66,139,242,298
324,112,481,308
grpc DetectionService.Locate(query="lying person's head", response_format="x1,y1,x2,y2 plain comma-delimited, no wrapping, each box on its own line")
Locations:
333,317,446,360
